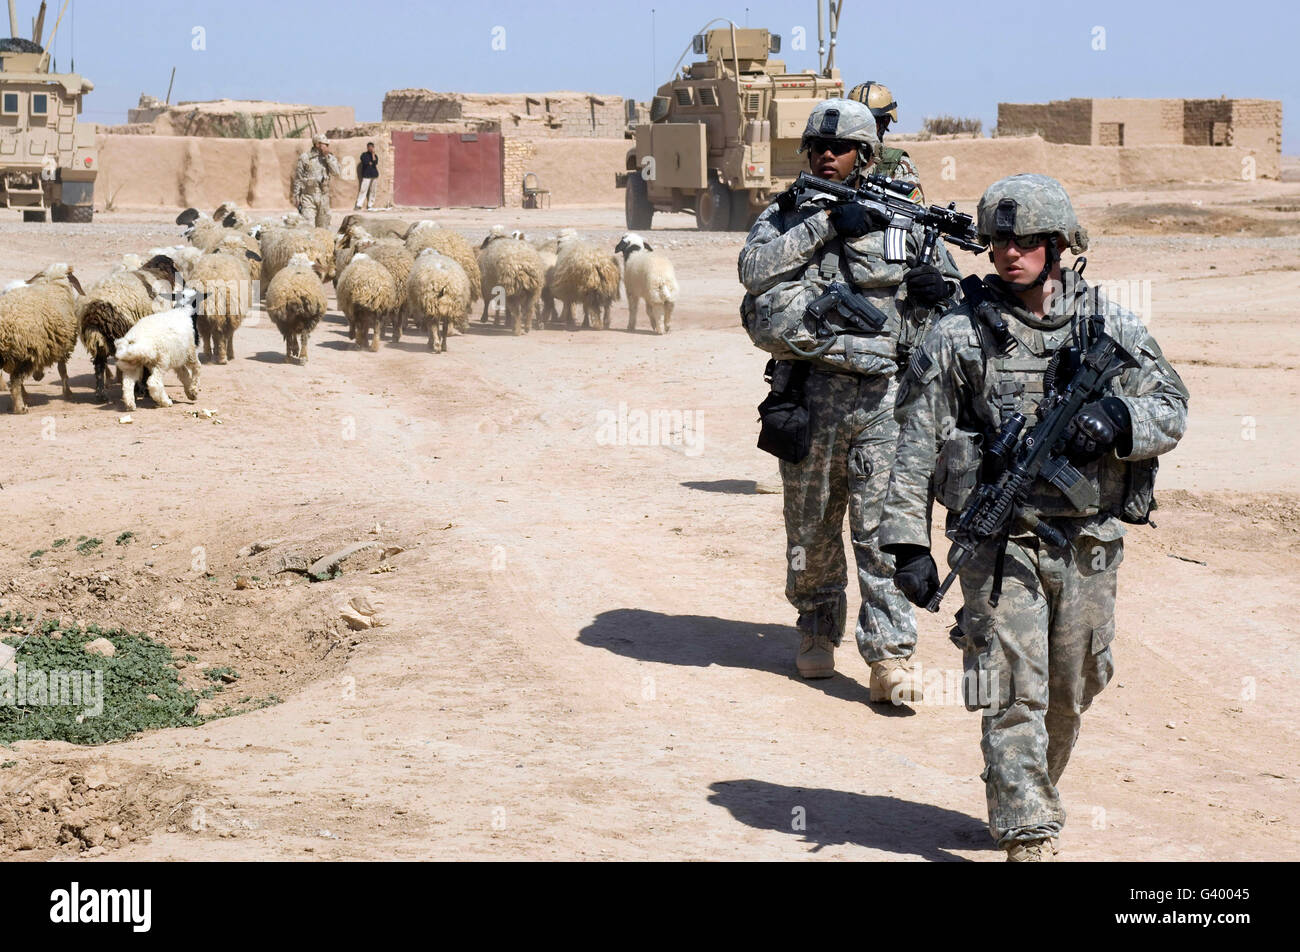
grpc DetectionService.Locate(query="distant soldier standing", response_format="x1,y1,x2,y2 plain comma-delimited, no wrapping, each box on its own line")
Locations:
292,134,341,227
739,99,961,699
879,175,1189,859
847,81,924,200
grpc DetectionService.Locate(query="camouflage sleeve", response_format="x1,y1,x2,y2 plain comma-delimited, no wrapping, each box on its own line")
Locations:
894,153,925,202
325,154,343,177
1110,310,1189,460
738,201,835,295
879,321,963,549
291,155,307,202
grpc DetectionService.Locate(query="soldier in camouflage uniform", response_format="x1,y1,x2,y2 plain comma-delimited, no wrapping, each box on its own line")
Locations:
292,134,342,228
878,175,1189,859
847,81,923,201
739,99,962,700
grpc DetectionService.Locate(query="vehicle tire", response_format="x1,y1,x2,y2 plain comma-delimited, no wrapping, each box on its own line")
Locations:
625,172,653,231
695,178,731,231
22,209,46,223
728,188,755,232
52,203,93,223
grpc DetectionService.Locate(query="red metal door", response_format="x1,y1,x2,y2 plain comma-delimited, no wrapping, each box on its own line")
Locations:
392,132,502,207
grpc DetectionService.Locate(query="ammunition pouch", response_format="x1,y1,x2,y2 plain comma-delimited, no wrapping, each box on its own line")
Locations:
1120,456,1159,525
934,428,984,512
756,359,813,463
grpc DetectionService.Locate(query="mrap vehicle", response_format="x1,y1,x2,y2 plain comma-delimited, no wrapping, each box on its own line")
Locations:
0,1,97,222
616,20,845,231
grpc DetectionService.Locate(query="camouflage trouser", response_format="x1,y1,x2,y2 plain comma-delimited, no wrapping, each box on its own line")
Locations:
297,192,330,228
955,532,1120,847
779,369,916,662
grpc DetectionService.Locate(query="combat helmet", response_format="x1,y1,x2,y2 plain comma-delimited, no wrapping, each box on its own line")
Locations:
847,81,899,126
977,174,1088,254
798,98,880,173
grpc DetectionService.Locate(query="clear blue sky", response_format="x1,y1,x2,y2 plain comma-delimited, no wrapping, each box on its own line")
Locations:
31,0,1296,151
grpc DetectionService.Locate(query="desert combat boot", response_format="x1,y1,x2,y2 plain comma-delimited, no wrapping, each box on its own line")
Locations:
869,658,925,704
796,633,836,679
1005,838,1058,862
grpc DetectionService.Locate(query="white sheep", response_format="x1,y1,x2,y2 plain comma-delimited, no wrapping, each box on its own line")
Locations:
478,226,544,336
259,226,336,292
78,254,181,400
553,231,622,330
265,253,328,364
405,249,471,353
355,237,414,340
0,264,83,414
113,290,202,411
614,232,679,334
336,253,399,352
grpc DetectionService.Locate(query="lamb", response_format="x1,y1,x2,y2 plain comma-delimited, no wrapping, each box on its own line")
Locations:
189,250,255,364
614,232,679,334
0,264,84,414
405,249,471,353
406,222,481,304
478,226,544,335
336,253,399,352
259,225,336,291
78,254,181,400
553,231,622,330
265,252,328,364
113,290,202,411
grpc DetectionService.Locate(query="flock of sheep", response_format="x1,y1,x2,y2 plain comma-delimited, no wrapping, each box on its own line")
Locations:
0,202,680,414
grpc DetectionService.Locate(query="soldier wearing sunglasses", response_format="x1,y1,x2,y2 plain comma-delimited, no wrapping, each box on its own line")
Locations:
879,175,1188,860
739,99,962,700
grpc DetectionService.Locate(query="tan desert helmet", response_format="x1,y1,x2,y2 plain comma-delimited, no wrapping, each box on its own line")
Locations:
848,81,899,124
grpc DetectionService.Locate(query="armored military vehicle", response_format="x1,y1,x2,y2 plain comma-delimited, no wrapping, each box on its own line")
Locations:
616,20,845,231
0,2,97,222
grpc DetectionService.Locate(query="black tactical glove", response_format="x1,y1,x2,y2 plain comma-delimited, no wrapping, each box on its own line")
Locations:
828,203,886,238
1066,397,1132,463
889,544,940,607
904,264,951,308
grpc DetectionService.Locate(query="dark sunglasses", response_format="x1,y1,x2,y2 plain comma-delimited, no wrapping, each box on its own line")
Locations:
990,233,1052,250
808,137,858,156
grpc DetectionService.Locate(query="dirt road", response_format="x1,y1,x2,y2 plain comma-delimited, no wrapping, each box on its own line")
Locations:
1,181,1298,860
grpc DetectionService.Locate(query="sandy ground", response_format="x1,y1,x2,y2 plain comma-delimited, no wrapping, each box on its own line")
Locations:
0,174,1298,862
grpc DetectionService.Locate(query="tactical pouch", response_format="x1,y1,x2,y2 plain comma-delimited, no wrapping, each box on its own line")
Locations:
948,615,993,713
757,360,813,463
1120,457,1159,525
933,428,984,512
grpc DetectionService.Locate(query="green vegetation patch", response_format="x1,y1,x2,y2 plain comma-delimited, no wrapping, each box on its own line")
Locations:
0,611,217,745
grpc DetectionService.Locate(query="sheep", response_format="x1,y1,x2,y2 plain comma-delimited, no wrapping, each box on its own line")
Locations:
189,250,255,364
212,201,251,231
530,235,560,328
77,254,181,400
354,237,415,340
177,207,240,253
332,223,374,280
148,245,203,282
265,252,328,364
405,249,471,353
336,253,399,352
113,290,201,411
259,226,336,291
614,232,679,334
337,214,410,241
478,226,544,336
553,231,622,330
406,222,481,304
213,231,264,285
0,264,84,414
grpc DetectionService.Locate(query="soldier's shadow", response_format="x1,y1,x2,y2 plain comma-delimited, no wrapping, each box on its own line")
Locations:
576,608,914,713
706,779,989,861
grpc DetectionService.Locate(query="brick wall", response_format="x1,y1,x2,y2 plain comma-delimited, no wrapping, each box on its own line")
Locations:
502,137,537,208
1093,98,1183,146
996,99,1092,143
383,90,627,139
1228,99,1282,155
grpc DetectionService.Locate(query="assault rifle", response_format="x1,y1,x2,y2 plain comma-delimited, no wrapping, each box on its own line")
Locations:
793,171,986,264
925,330,1139,613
